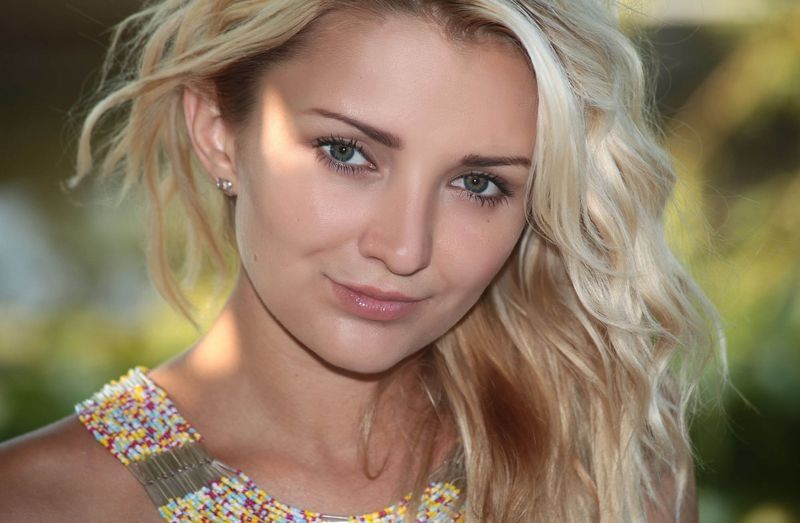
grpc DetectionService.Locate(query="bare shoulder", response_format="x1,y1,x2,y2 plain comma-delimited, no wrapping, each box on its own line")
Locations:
0,415,162,522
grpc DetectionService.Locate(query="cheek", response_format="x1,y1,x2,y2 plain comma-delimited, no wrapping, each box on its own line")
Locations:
236,153,356,260
233,152,315,294
437,209,525,308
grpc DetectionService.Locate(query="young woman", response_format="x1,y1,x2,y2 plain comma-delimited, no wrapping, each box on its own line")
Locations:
0,0,721,521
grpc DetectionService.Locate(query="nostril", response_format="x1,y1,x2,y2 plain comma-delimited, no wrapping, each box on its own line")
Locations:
356,184,435,276
358,220,433,277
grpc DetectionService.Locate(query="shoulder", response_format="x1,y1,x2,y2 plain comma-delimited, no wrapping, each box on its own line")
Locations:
0,415,162,523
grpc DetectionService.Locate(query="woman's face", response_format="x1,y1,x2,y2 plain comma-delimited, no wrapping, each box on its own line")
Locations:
231,13,537,374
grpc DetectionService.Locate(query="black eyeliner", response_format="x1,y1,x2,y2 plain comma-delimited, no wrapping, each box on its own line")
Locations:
312,136,513,207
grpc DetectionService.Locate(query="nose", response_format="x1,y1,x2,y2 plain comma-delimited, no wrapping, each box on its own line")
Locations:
357,177,434,276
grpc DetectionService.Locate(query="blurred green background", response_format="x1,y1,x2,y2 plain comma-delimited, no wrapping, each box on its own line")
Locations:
1,1,798,521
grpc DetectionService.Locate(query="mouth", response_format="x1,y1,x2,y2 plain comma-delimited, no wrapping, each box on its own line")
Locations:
327,278,425,322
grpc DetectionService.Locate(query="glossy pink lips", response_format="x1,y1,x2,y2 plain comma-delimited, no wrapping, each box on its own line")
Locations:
330,280,423,321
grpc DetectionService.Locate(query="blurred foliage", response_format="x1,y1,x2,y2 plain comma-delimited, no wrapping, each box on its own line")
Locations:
655,7,800,523
1,2,798,522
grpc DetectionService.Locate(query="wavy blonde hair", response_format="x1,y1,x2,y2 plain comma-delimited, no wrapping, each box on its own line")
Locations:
70,0,724,520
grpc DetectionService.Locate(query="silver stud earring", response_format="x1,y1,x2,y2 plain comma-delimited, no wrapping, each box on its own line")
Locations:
215,177,235,196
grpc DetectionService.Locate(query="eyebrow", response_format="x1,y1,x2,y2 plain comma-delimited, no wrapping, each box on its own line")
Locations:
310,108,403,149
460,154,531,169
308,108,532,169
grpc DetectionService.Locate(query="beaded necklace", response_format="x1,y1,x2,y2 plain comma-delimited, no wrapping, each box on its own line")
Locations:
76,367,462,522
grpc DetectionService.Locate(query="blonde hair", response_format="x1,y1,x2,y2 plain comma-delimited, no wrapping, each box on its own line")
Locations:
70,0,724,520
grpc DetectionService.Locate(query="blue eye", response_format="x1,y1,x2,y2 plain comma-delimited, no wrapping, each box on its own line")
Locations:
312,136,374,175
311,137,512,207
451,173,512,207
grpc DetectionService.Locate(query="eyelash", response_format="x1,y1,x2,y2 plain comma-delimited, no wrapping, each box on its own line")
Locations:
312,135,372,176
311,135,513,207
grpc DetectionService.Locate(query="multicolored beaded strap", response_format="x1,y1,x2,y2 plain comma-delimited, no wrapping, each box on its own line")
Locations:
75,367,463,522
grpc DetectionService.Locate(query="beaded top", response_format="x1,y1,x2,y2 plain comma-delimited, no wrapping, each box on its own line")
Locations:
75,367,463,522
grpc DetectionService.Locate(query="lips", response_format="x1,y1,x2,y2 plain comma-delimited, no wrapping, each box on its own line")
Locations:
328,278,425,321
340,282,421,302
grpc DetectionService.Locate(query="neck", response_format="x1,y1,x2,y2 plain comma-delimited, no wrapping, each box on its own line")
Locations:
156,270,437,473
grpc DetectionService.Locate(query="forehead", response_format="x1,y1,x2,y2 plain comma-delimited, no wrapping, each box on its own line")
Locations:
259,11,538,156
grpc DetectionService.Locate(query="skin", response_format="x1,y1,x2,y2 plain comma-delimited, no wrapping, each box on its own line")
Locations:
0,11,697,522
0,12,536,521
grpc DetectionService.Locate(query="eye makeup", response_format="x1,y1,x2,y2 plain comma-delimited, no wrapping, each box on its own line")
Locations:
311,134,376,176
453,173,513,207
311,135,514,207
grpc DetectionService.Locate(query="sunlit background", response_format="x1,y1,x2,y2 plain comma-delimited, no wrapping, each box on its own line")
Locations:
2,1,798,521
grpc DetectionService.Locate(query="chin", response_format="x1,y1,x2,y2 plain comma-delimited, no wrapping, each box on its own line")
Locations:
312,343,422,377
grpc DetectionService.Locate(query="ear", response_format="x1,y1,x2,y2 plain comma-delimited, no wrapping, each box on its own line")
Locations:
183,87,239,193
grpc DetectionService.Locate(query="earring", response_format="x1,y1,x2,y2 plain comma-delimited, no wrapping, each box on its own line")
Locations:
215,177,235,196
